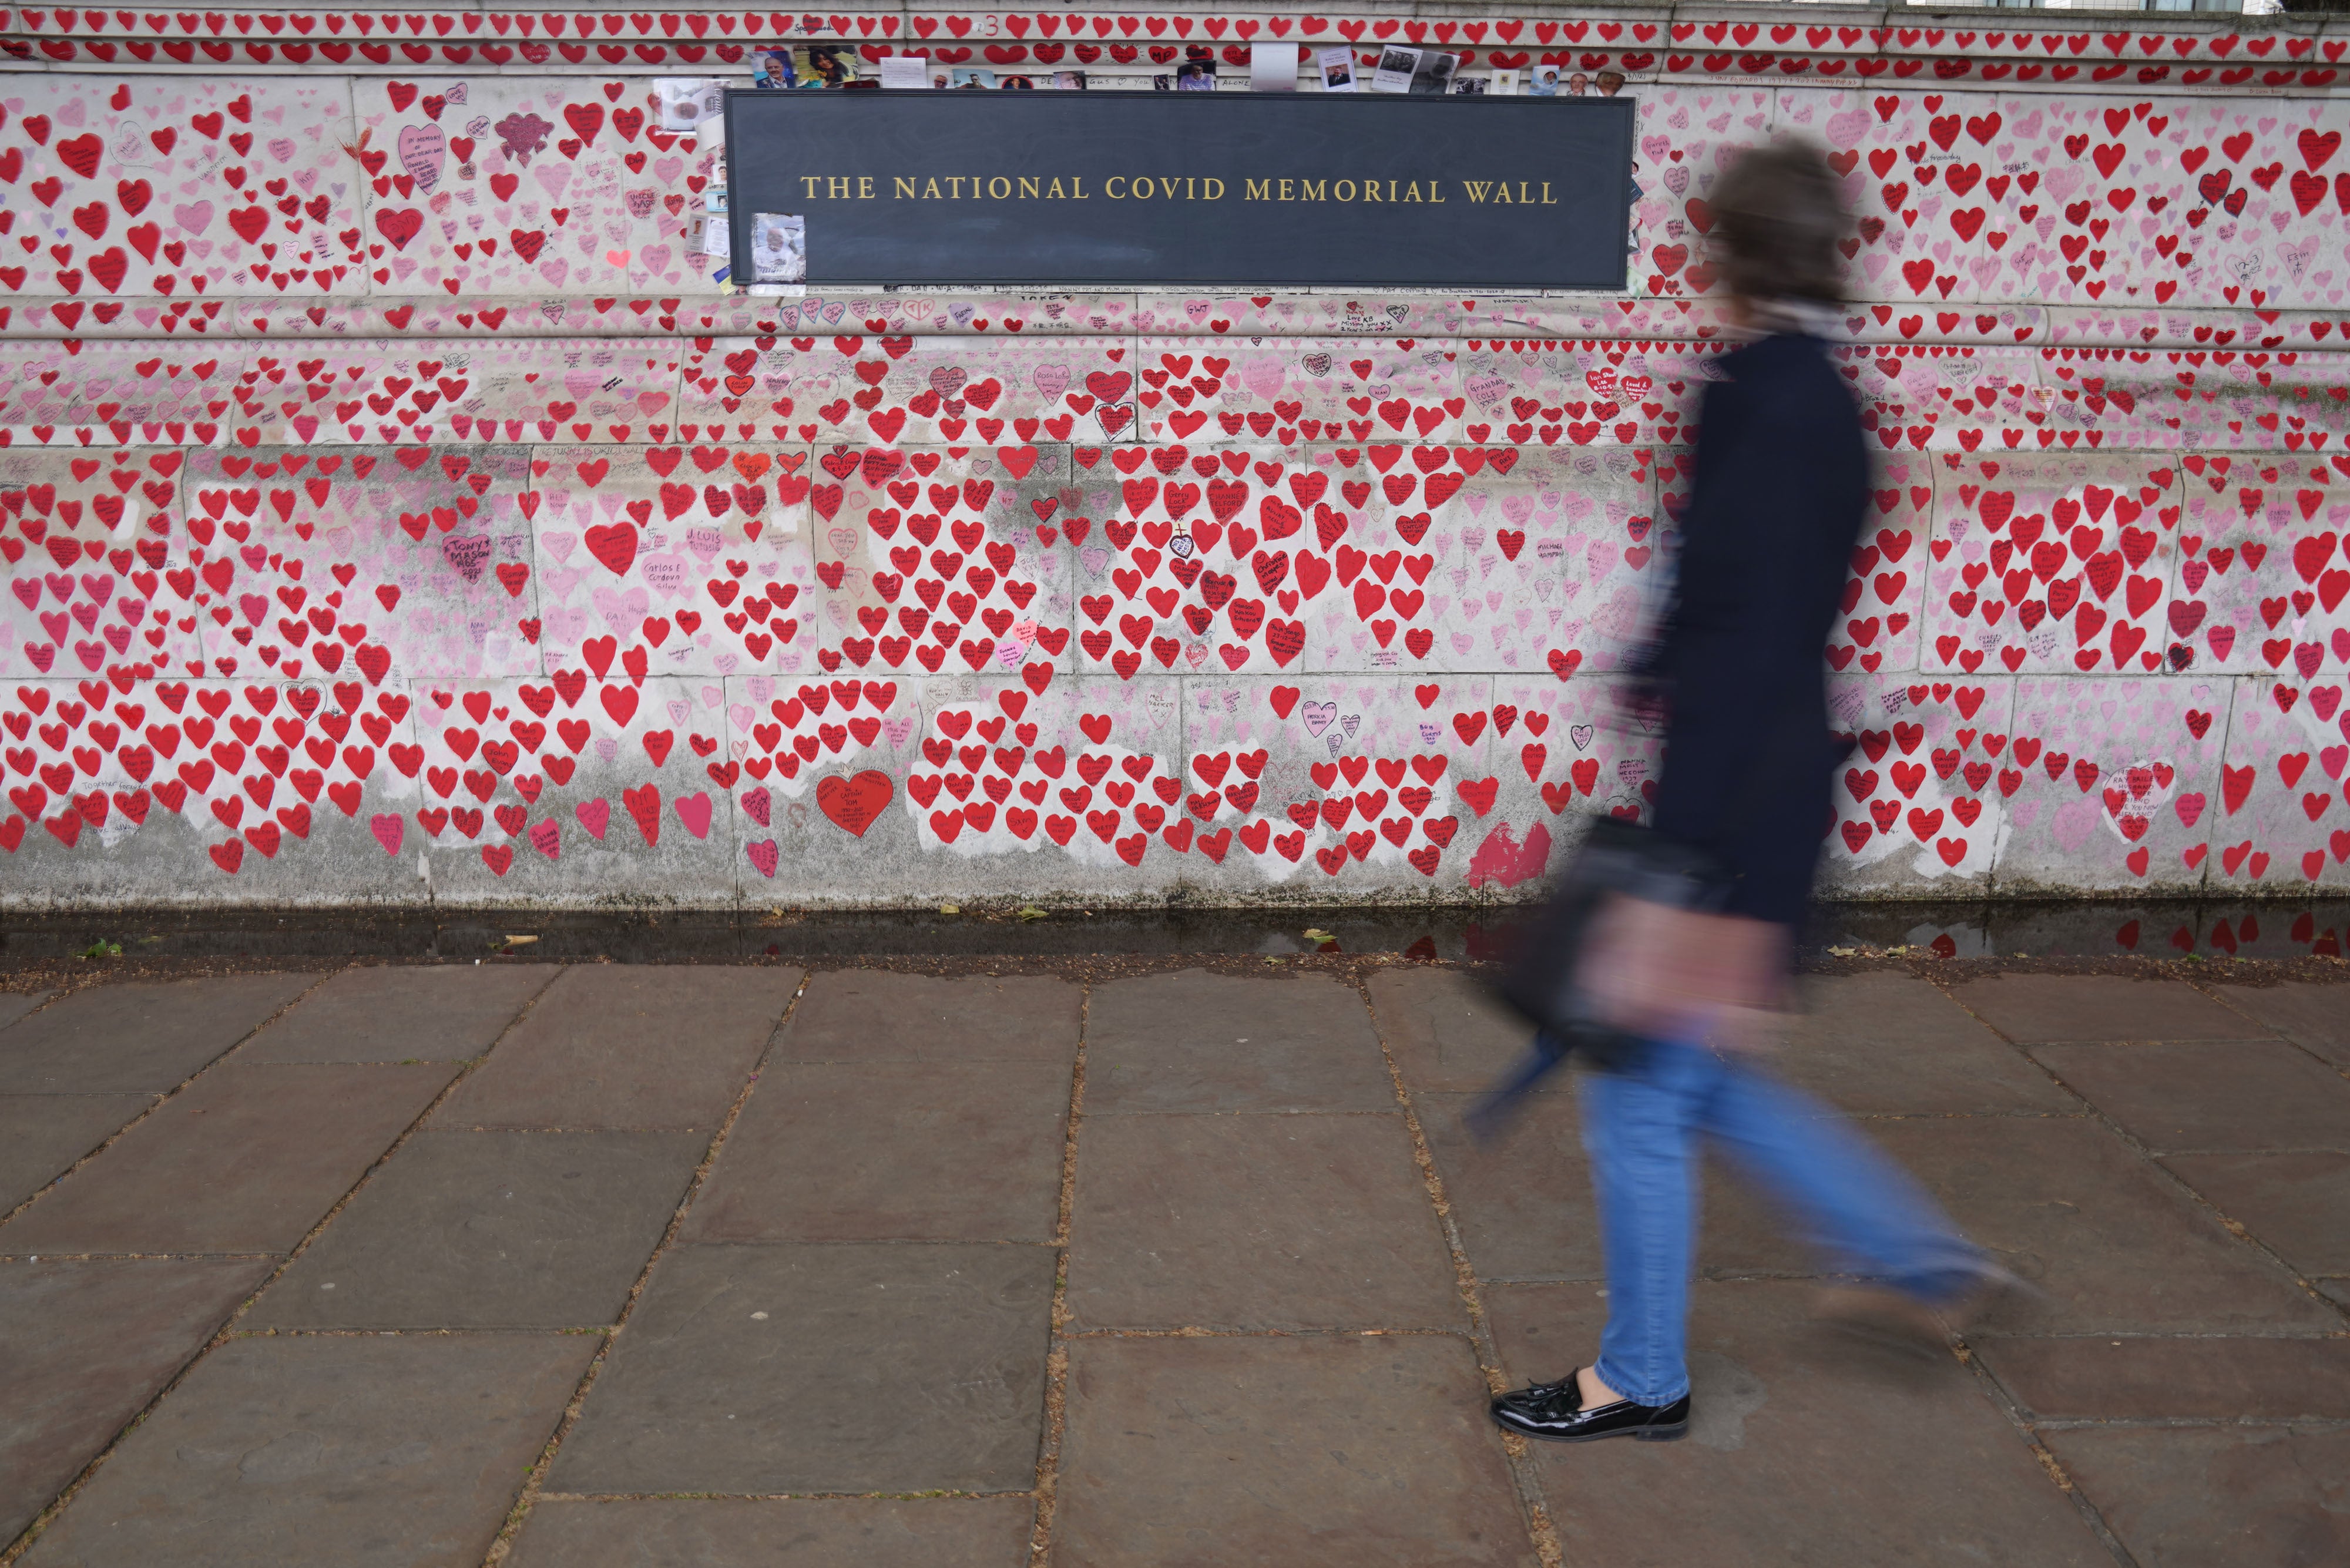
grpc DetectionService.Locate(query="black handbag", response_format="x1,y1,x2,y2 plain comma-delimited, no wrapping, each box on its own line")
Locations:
1466,817,1734,1140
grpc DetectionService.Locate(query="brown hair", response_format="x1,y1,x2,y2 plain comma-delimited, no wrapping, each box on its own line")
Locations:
1708,139,1850,305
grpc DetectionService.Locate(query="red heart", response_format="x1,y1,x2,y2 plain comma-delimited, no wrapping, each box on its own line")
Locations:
583,522,638,575
56,133,103,180
373,208,424,251
818,768,894,837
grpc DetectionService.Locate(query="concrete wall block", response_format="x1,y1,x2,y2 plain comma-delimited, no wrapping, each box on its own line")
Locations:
1821,671,2017,897
1993,673,2232,895
406,673,741,905
1922,449,2187,680
2209,671,2350,890
3,446,201,681
527,441,818,680
1,674,424,902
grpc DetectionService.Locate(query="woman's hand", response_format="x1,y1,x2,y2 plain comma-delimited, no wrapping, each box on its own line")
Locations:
1574,894,1792,1052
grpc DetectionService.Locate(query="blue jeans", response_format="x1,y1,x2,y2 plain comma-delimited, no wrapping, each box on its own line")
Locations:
1577,1036,1982,1407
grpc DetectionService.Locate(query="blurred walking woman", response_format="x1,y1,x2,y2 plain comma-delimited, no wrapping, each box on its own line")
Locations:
1489,142,1997,1446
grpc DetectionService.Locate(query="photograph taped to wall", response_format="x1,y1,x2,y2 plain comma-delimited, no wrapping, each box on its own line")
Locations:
949,67,998,89
1315,46,1355,92
1409,51,1459,95
750,212,805,283
657,78,727,130
751,48,794,88
1371,46,1417,93
1174,53,1217,91
803,44,860,87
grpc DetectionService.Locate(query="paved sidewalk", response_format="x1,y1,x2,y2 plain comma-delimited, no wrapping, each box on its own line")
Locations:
2,961,2346,1567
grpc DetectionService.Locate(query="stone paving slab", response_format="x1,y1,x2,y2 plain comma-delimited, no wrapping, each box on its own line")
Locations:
17,1333,595,1568
2158,1151,2350,1278
429,966,800,1131
1,1064,457,1257
2211,982,2350,1069
506,1497,1036,1568
682,1061,1069,1244
234,965,558,1065
1415,1090,1602,1282
0,1258,271,1543
1365,966,1541,1094
1065,1112,1462,1332
1977,1337,2350,1420
249,1131,706,1330
550,1243,1052,1496
0,991,53,1030
1946,975,2266,1044
2033,1040,2350,1153
1881,1119,2339,1334
0,1095,150,1214
0,975,317,1094
1413,1091,1812,1285
1084,970,1395,1114
1052,1334,1539,1568
2039,1426,2350,1568
771,971,1082,1063
1774,974,2076,1115
1485,1280,2112,1568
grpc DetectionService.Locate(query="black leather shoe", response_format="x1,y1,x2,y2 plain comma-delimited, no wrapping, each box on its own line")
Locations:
1490,1371,1691,1444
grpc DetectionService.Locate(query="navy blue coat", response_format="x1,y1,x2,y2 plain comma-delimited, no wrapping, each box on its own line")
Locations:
1649,330,1869,929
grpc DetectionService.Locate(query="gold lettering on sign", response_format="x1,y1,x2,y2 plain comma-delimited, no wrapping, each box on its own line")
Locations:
793,174,1537,206
1459,180,1561,205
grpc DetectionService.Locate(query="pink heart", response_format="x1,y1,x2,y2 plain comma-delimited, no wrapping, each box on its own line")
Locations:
573,797,610,840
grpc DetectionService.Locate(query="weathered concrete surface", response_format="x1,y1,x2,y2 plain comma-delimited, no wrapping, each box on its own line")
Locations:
5,960,2347,1563
3,22,2350,921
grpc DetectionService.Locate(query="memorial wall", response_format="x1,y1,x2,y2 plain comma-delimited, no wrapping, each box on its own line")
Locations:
2,5,2349,928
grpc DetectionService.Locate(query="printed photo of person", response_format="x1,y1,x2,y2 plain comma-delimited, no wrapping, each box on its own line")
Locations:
1525,62,1559,96
804,45,855,87
1597,68,1627,96
753,49,793,89
949,67,998,89
1371,44,1418,93
748,213,805,284
1405,49,1458,95
1568,72,1590,97
1174,59,1217,90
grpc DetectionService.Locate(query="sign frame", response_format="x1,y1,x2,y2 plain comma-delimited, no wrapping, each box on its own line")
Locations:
721,89,1636,292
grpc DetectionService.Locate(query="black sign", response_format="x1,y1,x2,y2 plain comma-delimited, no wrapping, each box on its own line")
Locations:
723,91,1633,290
